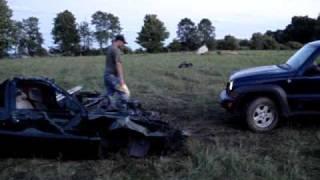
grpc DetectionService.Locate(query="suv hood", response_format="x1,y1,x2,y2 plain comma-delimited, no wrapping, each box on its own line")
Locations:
230,65,289,80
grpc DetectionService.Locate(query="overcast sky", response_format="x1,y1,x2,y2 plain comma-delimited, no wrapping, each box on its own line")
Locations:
8,0,320,49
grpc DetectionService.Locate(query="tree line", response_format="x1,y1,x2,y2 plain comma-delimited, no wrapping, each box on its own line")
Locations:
0,0,123,57
1,0,320,58
140,15,320,52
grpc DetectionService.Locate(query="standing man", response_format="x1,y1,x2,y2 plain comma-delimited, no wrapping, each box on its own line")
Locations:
104,35,130,110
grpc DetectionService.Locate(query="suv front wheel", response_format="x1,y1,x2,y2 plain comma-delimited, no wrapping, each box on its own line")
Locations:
246,97,279,132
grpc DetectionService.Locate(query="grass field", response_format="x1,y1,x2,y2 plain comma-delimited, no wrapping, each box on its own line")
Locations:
0,51,320,180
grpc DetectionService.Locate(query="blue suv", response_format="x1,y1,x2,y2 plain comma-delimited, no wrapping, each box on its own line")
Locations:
220,41,320,132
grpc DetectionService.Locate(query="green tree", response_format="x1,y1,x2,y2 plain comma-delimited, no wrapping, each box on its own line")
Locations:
250,33,264,50
198,18,216,50
52,10,80,56
239,39,250,48
122,46,133,54
91,11,122,52
0,0,12,58
284,16,317,44
136,14,169,53
10,20,27,55
219,35,239,50
225,35,239,50
177,18,201,51
315,15,320,40
263,35,279,50
266,16,320,45
167,39,182,52
273,30,287,44
79,21,93,54
250,33,279,50
22,17,44,56
286,41,303,49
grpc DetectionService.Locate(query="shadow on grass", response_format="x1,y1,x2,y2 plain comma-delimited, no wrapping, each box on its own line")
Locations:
0,143,100,161
301,149,320,159
279,115,320,132
223,115,320,133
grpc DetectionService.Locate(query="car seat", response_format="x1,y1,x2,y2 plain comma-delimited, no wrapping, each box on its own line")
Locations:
28,88,47,110
16,90,34,109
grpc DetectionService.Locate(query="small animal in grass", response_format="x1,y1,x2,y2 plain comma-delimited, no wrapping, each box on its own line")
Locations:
178,62,193,69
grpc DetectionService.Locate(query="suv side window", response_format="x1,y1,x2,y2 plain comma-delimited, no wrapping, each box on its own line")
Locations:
304,53,320,76
313,54,320,68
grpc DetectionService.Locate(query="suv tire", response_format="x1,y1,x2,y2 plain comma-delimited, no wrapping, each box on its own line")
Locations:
246,97,279,132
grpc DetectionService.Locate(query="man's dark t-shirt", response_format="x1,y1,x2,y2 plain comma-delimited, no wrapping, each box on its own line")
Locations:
105,45,121,76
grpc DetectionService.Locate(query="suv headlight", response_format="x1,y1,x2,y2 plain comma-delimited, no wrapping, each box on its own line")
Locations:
228,81,234,91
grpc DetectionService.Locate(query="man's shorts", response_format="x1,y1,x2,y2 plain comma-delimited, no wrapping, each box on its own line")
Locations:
104,74,129,111
104,74,120,96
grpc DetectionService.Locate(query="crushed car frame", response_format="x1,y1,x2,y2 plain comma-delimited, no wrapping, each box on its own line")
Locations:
0,77,184,157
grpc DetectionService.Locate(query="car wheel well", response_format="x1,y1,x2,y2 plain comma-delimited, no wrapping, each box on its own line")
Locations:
239,93,282,115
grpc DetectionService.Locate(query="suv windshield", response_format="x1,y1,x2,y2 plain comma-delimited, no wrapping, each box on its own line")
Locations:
286,45,317,69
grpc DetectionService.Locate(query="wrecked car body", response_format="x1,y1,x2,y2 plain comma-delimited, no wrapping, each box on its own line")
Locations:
0,77,184,157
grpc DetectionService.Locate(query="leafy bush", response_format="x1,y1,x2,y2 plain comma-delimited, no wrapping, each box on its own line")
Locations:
286,41,303,49
167,39,182,52
122,46,133,54
250,33,280,50
279,44,291,50
216,35,239,50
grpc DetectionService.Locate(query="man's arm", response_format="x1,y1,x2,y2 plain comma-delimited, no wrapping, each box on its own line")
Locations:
114,48,125,85
116,61,125,85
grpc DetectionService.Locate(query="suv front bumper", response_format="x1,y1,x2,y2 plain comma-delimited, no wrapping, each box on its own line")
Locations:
219,90,236,112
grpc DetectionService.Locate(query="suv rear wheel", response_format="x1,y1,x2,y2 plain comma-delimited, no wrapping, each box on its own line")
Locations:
246,97,279,132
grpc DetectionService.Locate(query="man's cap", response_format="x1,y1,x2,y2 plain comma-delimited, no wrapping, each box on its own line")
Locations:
114,35,127,44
